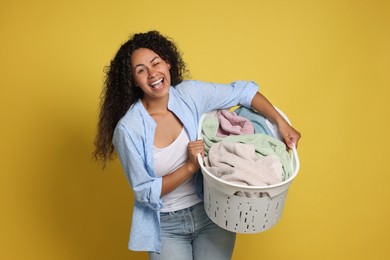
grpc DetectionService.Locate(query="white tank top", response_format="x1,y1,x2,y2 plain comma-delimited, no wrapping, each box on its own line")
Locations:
153,128,201,212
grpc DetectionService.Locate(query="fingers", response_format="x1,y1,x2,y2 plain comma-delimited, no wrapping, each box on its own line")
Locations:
284,129,301,149
280,124,301,149
285,135,298,149
186,140,205,172
188,140,205,157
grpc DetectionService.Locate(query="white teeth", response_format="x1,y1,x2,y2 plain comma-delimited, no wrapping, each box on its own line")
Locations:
150,78,163,87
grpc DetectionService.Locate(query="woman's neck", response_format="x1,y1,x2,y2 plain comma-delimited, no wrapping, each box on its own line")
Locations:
141,95,169,116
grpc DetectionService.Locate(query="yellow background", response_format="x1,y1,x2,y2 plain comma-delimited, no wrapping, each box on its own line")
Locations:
1,0,389,259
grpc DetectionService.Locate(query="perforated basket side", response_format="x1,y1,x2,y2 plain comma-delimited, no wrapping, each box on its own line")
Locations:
203,177,288,233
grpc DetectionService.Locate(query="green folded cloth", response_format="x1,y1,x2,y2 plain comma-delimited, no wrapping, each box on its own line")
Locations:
202,116,292,180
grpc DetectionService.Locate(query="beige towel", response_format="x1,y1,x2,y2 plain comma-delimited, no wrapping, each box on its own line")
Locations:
205,141,283,197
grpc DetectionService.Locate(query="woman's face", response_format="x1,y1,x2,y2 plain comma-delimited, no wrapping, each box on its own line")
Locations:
131,48,171,101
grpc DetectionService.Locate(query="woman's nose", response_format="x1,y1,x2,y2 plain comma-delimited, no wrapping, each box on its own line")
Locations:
148,67,156,78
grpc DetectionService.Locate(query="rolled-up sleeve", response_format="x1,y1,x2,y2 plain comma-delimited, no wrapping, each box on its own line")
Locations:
113,124,162,211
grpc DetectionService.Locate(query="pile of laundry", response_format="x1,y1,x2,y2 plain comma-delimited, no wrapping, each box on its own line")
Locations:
202,107,292,197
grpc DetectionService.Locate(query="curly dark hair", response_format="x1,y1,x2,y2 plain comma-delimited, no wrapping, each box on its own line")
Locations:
93,30,187,166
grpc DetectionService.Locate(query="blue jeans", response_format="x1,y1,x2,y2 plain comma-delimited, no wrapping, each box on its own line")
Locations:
149,202,236,260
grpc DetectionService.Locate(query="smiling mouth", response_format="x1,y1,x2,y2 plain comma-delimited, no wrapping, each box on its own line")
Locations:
150,78,164,89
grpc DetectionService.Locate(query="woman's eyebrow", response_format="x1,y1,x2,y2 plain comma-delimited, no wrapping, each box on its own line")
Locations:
133,63,145,70
150,56,160,63
133,56,160,70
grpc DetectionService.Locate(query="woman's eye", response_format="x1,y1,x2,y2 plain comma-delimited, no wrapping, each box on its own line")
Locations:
137,68,146,74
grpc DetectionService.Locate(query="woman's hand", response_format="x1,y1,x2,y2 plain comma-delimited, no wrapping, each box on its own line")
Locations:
186,140,205,173
250,92,301,149
161,140,205,196
277,121,301,149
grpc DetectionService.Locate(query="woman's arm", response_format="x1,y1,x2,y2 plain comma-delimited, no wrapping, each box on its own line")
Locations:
251,92,301,149
113,125,163,210
160,140,204,196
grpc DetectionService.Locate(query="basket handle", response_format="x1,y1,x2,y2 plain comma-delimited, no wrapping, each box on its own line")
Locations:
290,144,300,176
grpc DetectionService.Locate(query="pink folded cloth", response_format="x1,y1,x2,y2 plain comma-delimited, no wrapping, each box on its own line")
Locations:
216,110,254,137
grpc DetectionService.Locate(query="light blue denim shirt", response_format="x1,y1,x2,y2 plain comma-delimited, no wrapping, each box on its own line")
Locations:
112,80,259,252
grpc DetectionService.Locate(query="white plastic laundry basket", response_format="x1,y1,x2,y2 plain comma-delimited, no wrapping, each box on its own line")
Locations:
197,108,300,234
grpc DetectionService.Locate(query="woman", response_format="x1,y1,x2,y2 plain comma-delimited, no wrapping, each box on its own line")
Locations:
93,31,300,260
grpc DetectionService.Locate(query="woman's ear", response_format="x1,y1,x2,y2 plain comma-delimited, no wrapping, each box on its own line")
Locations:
167,63,171,69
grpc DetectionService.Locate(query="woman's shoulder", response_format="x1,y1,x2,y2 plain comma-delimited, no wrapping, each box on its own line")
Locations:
173,80,211,94
175,79,203,88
